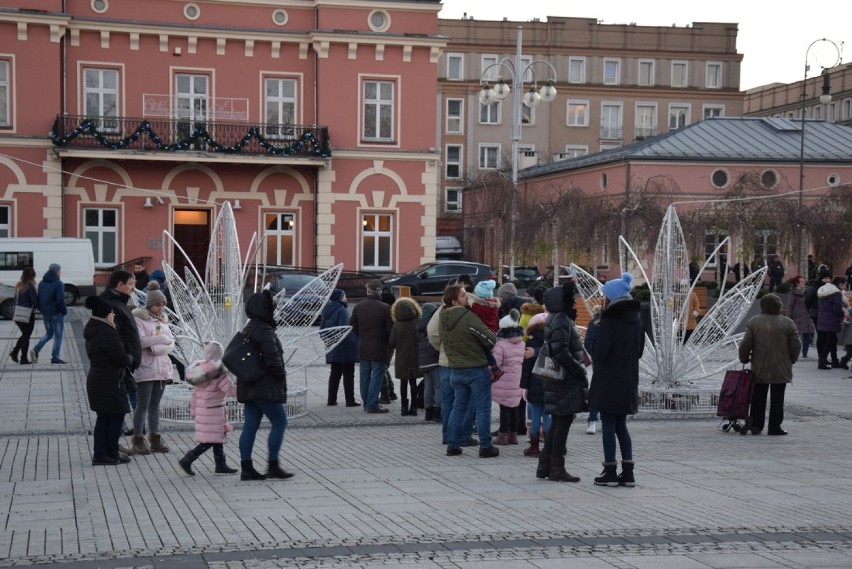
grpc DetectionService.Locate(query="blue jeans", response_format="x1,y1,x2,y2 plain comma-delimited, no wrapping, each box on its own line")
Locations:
34,313,64,360
588,410,600,422
600,412,632,463
93,412,124,460
239,400,288,461
359,360,387,411
448,366,493,448
525,401,552,436
133,381,165,434
801,333,811,357
440,366,473,443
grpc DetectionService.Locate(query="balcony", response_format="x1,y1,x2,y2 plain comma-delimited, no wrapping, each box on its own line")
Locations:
599,125,623,140
50,115,331,159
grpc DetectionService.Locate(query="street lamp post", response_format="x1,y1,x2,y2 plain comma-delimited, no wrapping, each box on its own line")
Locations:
478,26,557,282
796,39,839,278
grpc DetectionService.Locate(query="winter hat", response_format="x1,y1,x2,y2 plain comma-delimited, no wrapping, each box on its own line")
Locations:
149,269,166,286
474,279,497,299
759,293,783,315
366,280,383,293
330,288,345,302
85,295,112,318
532,286,545,305
496,282,518,298
145,281,167,307
202,340,224,363
48,263,61,274
528,311,549,329
420,302,439,321
602,273,634,301
499,308,521,329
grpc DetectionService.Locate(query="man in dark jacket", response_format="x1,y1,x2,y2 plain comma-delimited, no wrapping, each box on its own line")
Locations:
350,280,393,413
31,263,67,364
320,289,359,407
769,257,785,293
100,270,142,371
816,277,847,369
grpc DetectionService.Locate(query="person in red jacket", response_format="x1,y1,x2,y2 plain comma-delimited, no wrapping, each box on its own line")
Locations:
468,279,502,380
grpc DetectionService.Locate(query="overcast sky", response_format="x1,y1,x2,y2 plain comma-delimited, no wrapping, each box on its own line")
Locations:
438,1,850,91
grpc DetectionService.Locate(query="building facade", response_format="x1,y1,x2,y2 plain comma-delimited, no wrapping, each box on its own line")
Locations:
0,0,444,279
435,16,745,239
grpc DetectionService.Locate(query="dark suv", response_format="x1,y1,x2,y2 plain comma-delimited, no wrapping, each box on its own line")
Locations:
379,261,494,296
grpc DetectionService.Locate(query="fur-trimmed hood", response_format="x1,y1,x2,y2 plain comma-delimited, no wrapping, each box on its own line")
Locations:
391,297,421,322
132,306,169,323
468,293,500,309
520,302,545,317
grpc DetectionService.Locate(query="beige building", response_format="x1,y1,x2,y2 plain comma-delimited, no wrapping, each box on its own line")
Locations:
436,16,744,237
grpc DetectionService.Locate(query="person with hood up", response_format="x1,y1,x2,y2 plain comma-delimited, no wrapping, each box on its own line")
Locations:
31,263,67,364
816,276,848,369
235,290,293,481
177,341,239,476
84,296,134,465
389,297,423,416
491,308,527,445
588,273,645,488
520,311,551,456
786,276,815,358
739,293,801,436
350,280,394,413
417,303,441,422
320,289,359,407
534,282,588,483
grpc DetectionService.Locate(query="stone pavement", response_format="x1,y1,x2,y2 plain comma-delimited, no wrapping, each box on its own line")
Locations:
1,307,852,568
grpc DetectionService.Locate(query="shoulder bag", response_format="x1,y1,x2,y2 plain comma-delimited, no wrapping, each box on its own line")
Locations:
222,329,266,384
532,341,566,380
13,305,33,324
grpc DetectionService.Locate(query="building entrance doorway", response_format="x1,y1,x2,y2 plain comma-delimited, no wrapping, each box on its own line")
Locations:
172,209,210,278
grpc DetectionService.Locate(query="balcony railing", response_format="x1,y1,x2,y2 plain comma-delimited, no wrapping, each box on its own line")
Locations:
50,115,331,158
600,125,623,140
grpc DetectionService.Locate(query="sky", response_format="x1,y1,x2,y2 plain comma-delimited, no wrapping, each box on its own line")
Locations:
438,1,850,91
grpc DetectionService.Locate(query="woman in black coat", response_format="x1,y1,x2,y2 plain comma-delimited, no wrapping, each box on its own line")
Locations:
236,290,293,482
535,282,588,483
84,296,134,465
587,273,645,488
320,289,359,407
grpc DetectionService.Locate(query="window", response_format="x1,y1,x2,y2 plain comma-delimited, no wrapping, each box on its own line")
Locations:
183,3,200,20
445,187,462,212
566,100,588,127
703,104,724,119
84,208,117,266
446,98,463,134
519,56,533,83
760,169,778,189
671,61,688,87
813,106,822,120
711,168,729,189
0,60,9,127
84,68,118,131
638,60,655,86
479,100,500,124
828,102,836,123
704,230,728,265
603,58,621,85
705,62,722,89
0,205,8,237
560,145,588,159
447,53,463,81
568,57,585,84
362,213,392,270
635,103,657,138
363,80,394,141
600,102,622,139
367,10,390,32
264,77,297,139
481,55,499,82
272,9,288,25
264,212,295,266
753,230,778,264
600,143,621,152
843,99,851,121
175,73,208,121
668,104,690,129
478,144,500,170
445,144,462,179
521,101,534,125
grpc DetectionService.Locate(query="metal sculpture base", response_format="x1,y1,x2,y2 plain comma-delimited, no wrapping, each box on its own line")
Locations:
638,387,720,414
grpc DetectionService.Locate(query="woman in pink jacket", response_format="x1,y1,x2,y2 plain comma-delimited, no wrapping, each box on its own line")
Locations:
492,309,527,445
178,341,238,475
130,281,175,455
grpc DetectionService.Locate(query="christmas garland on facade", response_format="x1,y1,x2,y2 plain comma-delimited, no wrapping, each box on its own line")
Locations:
50,118,332,158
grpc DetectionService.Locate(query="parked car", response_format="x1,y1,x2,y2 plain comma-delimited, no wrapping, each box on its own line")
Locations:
263,271,328,326
379,261,494,296
0,283,16,320
502,265,543,289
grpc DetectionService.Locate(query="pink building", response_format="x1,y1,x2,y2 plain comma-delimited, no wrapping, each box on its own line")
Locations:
0,0,444,279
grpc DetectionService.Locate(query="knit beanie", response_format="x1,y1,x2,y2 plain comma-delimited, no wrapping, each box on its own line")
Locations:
602,273,634,301
330,288,345,302
499,308,521,329
474,279,497,299
145,281,168,307
366,280,383,294
496,282,518,298
48,263,61,274
85,295,112,318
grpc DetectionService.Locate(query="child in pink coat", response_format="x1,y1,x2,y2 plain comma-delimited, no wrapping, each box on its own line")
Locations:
492,309,527,445
177,341,238,476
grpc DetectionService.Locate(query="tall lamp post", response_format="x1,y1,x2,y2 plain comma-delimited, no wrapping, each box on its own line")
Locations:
478,26,557,281
797,38,839,278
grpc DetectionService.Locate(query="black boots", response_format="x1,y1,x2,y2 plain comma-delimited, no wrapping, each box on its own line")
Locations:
178,444,236,476
535,454,551,479
424,407,441,422
266,459,294,479
178,444,207,476
213,445,237,474
548,456,580,482
618,460,636,487
10,347,18,363
400,400,409,416
594,461,619,486
240,460,267,481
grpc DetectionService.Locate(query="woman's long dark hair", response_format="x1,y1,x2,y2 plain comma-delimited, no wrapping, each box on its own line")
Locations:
16,267,36,292
562,281,578,321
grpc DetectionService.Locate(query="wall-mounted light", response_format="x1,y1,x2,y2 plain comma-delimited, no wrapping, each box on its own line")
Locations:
156,196,164,205
233,199,242,210
144,197,154,208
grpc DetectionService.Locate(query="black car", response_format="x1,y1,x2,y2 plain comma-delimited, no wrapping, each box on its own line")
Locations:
379,261,494,296
502,265,543,289
263,271,328,326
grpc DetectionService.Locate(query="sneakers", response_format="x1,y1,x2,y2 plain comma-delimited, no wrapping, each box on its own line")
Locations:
29,349,38,363
478,446,499,458
586,421,597,435
51,358,67,364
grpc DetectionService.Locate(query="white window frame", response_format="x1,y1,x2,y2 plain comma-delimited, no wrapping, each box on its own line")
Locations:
603,58,621,85
828,102,836,123
521,100,535,125
519,56,533,83
361,213,392,271
567,56,586,84
362,79,394,142
264,212,296,267
478,143,501,170
705,61,722,89
84,207,118,267
175,73,208,122
479,100,501,125
704,230,728,266
446,98,463,134
0,204,9,237
671,61,688,88
0,59,11,127
447,53,464,81
638,59,655,86
635,102,657,138
702,104,724,120
561,145,588,159
600,143,622,152
481,54,499,82
753,230,778,264
264,77,297,139
84,67,119,132
668,103,690,130
445,187,462,212
600,102,623,140
445,144,462,179
566,100,589,127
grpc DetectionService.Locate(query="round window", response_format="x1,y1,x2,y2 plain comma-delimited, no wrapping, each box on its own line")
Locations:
91,0,108,13
368,10,390,32
272,9,288,26
760,169,778,189
827,173,841,187
184,3,200,20
711,168,729,189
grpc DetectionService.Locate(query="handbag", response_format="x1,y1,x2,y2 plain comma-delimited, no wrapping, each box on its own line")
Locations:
532,343,566,380
222,329,266,384
839,321,852,347
13,305,32,324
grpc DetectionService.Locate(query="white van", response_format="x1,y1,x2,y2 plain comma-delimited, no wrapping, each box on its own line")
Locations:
0,238,97,307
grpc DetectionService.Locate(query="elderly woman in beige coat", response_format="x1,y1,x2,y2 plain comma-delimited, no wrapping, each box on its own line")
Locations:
738,293,802,436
